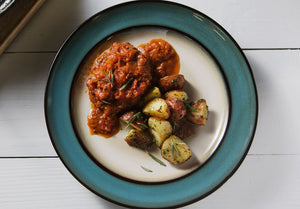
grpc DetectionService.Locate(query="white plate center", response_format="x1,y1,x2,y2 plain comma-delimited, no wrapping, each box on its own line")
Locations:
71,27,229,182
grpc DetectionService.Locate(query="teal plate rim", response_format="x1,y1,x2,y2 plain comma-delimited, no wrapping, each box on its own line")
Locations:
44,1,258,208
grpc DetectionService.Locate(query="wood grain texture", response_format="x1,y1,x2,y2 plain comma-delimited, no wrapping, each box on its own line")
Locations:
0,53,56,156
244,50,300,155
0,1,300,208
3,0,300,53
0,156,299,209
1,50,299,156
0,0,45,54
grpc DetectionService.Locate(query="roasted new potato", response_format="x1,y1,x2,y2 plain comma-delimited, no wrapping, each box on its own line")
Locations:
148,117,172,147
125,129,153,150
158,74,185,92
165,96,187,121
173,119,195,139
186,99,208,125
143,98,170,119
161,135,192,164
120,111,147,131
164,90,189,102
139,87,162,106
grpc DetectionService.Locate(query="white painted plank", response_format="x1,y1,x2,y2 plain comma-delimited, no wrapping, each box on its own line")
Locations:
5,0,300,53
0,53,56,156
0,155,299,209
1,50,300,156
187,155,300,209
5,0,126,52
172,0,300,49
245,50,300,155
0,158,123,209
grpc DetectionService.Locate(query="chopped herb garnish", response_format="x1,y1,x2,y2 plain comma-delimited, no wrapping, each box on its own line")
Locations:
126,112,141,128
109,68,114,84
172,121,177,133
100,100,111,104
119,77,133,90
104,68,114,86
141,166,152,172
171,78,178,84
162,140,186,161
148,152,166,166
183,101,197,112
104,70,109,80
173,143,181,159
136,122,148,129
171,143,175,160
158,105,162,112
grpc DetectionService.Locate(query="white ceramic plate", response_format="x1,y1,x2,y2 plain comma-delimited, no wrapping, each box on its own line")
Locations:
71,27,229,182
45,2,257,208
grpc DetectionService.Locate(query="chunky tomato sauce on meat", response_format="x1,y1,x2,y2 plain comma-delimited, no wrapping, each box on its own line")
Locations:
86,39,179,137
138,38,180,79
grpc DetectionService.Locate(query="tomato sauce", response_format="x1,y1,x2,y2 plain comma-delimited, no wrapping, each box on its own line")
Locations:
138,38,180,79
86,42,152,137
86,39,180,137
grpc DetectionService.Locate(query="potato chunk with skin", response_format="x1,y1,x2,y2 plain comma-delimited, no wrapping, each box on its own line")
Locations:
148,117,172,147
161,135,192,164
125,129,153,150
120,111,147,131
186,99,208,125
143,98,170,119
158,74,185,92
139,87,162,106
173,119,195,139
164,90,189,102
165,97,186,121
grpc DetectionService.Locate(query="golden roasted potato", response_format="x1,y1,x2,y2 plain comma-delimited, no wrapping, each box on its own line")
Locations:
164,90,189,102
186,99,208,125
142,98,170,119
139,87,162,106
148,117,172,147
125,129,153,150
161,135,192,164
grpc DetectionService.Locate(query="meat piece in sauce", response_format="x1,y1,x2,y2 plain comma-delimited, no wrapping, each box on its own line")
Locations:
86,42,152,137
87,104,120,137
138,39,180,82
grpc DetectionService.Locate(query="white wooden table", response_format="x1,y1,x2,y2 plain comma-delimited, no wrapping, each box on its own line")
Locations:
1,0,299,208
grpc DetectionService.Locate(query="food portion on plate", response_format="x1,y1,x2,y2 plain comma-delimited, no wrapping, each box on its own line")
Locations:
86,41,152,137
86,39,208,165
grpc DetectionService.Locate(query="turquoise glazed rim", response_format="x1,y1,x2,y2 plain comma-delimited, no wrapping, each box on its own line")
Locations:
45,1,258,208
